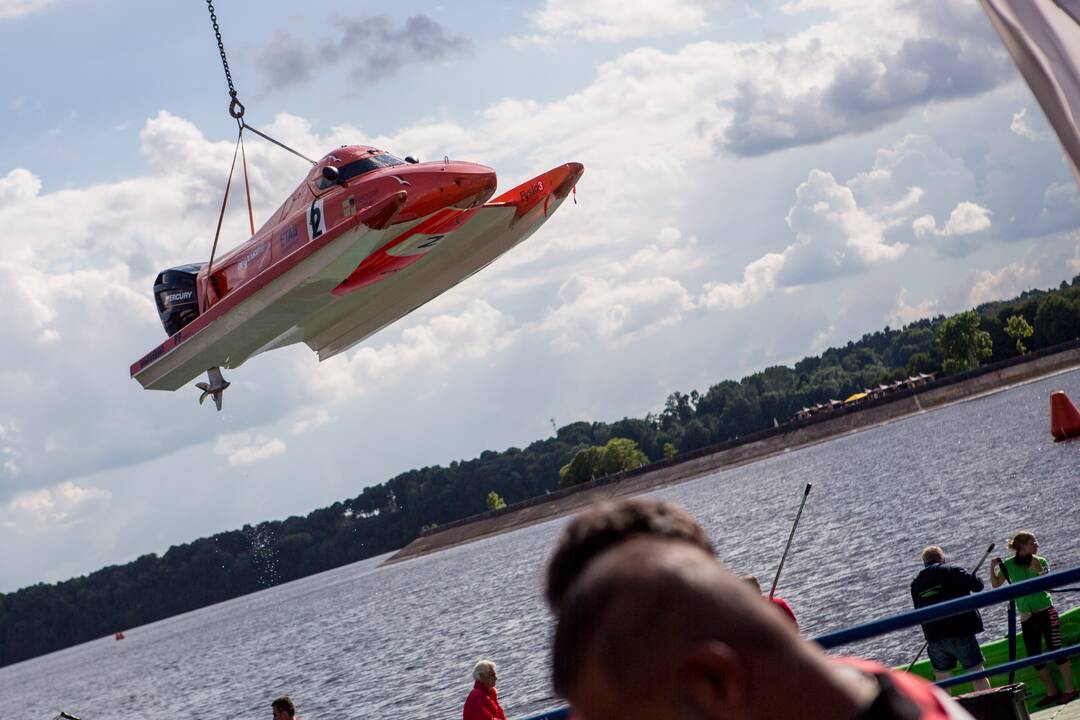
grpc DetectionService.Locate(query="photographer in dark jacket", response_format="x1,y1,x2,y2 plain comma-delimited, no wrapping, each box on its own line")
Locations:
911,546,991,692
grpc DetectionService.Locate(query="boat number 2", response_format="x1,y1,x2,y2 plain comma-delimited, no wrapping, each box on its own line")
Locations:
417,234,445,250
308,198,326,240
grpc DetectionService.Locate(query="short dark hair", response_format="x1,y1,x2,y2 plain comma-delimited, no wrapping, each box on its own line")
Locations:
272,696,296,717
553,538,790,701
553,548,625,696
545,498,714,612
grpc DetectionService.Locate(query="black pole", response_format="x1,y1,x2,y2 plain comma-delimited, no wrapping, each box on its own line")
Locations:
769,483,812,600
1008,600,1017,684
999,561,1017,684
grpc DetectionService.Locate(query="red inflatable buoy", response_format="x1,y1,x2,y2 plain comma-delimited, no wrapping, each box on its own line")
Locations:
114,631,125,641
1050,390,1080,441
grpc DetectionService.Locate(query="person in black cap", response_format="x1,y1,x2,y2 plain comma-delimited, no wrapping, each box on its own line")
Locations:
911,545,990,692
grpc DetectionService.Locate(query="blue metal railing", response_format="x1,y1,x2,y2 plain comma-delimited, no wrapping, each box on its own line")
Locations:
521,711,568,720
520,565,1080,720
814,565,1080,648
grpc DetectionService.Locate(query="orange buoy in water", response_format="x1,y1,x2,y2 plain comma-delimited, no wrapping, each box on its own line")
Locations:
114,631,125,641
1050,390,1080,441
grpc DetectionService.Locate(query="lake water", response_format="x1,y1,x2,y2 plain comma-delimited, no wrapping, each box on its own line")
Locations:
3,370,1079,720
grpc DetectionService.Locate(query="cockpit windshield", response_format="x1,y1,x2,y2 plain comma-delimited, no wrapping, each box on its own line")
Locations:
317,153,406,189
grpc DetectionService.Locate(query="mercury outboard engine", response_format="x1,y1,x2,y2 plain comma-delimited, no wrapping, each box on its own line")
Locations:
153,263,205,337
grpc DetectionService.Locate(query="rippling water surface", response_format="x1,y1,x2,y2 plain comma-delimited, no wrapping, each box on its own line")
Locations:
3,370,1079,720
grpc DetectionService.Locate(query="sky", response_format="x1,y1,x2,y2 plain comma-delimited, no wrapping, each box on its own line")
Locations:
2,0,1080,593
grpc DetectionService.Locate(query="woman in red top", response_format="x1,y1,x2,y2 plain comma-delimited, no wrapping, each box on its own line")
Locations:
463,659,507,720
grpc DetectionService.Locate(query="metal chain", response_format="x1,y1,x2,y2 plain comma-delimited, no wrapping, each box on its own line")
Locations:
202,0,315,165
205,0,245,119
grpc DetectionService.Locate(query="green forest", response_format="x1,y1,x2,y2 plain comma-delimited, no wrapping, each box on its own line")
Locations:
2,275,1079,667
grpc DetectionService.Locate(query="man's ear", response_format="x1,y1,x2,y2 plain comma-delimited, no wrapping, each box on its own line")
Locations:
679,641,747,718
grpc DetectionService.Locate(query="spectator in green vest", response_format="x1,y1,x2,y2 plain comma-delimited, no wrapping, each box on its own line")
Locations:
990,531,1077,707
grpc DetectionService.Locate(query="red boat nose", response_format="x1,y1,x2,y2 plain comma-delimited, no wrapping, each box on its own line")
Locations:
449,166,499,209
395,163,497,221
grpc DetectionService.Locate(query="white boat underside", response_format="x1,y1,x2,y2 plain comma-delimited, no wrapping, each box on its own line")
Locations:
303,198,561,361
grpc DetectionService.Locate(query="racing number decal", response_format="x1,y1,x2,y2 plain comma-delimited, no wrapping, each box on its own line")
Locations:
385,232,450,258
308,198,326,240
416,234,445,250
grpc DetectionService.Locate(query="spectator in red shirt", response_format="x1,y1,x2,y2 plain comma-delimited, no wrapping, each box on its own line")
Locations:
743,574,799,629
463,659,507,720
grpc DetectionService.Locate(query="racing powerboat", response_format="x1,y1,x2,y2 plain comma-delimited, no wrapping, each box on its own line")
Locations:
130,146,583,409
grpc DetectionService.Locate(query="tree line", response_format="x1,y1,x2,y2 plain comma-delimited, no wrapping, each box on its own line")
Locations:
1,275,1078,667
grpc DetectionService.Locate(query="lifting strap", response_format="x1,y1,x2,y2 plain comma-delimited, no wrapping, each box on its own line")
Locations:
239,131,254,236
203,126,243,310
201,0,319,310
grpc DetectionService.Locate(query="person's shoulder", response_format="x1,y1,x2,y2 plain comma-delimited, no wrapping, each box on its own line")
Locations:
834,657,972,719
912,564,937,581
945,563,975,577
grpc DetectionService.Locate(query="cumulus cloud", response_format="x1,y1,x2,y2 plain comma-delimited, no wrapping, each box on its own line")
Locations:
0,419,21,478
703,168,908,309
701,127,1047,313
517,0,714,43
720,0,1012,156
967,261,1041,307
540,275,698,351
0,0,52,20
0,168,41,206
214,433,287,466
1010,108,1038,141
886,288,938,328
291,409,332,437
1,481,110,530
913,202,992,239
847,135,971,212
785,170,909,271
608,226,704,278
965,234,1080,306
307,299,516,401
1043,181,1080,212
257,15,471,92
701,251,787,311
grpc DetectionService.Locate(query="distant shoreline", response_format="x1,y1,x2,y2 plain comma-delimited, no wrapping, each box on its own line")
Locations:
385,341,1080,566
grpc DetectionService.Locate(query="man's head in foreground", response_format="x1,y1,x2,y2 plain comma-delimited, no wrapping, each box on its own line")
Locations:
545,498,715,613
553,537,878,720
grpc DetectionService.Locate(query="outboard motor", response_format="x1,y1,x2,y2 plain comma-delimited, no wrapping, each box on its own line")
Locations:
153,263,205,337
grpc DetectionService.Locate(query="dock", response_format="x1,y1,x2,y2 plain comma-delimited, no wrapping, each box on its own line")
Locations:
1033,700,1080,719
